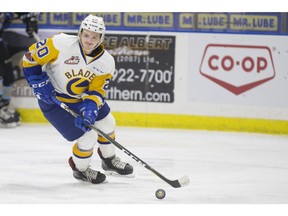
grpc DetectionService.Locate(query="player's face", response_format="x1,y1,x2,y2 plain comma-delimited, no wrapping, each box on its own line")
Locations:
80,29,101,54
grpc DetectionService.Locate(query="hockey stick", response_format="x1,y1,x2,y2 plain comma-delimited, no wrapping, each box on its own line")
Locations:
51,97,190,188
32,31,41,42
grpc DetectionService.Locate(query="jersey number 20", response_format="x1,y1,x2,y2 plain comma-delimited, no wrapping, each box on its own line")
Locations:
36,39,49,58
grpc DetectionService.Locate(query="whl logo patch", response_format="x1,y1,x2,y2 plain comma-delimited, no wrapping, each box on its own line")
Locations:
199,44,276,95
64,56,80,65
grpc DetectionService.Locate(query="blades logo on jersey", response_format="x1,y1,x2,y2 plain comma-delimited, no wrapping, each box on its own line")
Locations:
64,56,80,65
66,77,89,95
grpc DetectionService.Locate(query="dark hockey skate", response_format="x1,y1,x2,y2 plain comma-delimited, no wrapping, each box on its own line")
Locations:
0,100,21,128
97,148,134,178
0,106,21,128
68,157,106,184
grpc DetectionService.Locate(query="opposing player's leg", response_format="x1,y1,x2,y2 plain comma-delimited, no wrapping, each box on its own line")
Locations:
95,111,134,177
0,41,21,128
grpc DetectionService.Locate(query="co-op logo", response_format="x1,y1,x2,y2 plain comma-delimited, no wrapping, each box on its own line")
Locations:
199,44,276,95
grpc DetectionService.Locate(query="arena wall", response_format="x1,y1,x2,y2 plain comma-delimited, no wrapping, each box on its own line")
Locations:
10,13,288,134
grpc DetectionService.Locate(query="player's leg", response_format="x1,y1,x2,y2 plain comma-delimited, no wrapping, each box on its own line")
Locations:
95,103,134,177
38,100,106,184
0,31,39,128
69,130,106,184
0,40,20,127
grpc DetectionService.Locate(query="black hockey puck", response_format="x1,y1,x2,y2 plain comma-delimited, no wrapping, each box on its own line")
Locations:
155,189,166,199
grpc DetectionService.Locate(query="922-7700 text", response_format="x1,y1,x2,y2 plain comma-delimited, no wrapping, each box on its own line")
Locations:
112,68,173,84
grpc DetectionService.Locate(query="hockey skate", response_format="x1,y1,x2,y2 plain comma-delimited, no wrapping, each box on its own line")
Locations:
0,99,21,128
0,105,21,128
68,157,106,184
97,148,134,178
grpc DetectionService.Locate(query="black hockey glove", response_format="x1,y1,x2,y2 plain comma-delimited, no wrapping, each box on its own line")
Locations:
25,19,38,37
20,13,38,37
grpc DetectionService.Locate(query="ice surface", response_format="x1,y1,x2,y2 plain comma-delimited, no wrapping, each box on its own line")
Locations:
1,123,288,214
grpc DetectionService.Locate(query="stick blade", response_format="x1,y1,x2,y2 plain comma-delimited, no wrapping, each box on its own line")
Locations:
169,175,190,188
178,175,190,187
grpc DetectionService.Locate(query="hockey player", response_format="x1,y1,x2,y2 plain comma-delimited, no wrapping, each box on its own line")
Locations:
0,12,38,127
22,14,133,184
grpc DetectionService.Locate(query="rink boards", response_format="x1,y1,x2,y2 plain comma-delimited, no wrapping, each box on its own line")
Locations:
10,29,288,135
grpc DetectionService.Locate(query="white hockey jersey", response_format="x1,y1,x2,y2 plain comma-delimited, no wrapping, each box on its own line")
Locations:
23,33,115,107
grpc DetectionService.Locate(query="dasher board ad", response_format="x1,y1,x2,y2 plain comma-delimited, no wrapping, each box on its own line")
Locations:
187,33,288,108
104,34,175,103
11,12,282,34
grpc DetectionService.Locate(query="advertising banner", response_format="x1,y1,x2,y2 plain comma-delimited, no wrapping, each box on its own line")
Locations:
104,34,175,103
10,12,283,35
187,33,288,108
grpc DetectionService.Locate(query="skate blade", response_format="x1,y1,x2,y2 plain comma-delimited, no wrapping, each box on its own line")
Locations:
75,178,109,184
104,171,135,178
0,123,17,128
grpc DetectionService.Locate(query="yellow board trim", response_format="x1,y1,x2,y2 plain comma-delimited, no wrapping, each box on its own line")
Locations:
17,108,288,135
